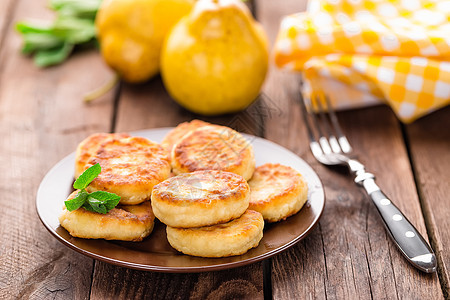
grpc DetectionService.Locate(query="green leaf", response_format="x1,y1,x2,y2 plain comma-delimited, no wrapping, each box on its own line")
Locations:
16,22,53,34
84,195,121,214
15,0,101,67
34,42,74,67
64,190,88,211
88,191,121,212
89,191,121,201
65,163,120,214
53,18,96,44
104,198,121,211
81,200,95,213
21,32,64,54
73,163,101,190
86,198,108,214
50,0,102,18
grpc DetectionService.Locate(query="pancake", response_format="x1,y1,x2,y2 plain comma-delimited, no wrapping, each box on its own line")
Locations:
59,191,155,241
161,119,210,152
151,170,250,228
166,210,264,257
85,136,171,205
75,132,130,178
171,125,255,180
248,163,308,222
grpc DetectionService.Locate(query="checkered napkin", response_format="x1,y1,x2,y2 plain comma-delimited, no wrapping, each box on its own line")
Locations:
273,0,450,123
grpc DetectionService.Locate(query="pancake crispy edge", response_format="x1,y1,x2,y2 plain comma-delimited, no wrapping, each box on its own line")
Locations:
248,163,308,222
166,210,264,257
86,136,171,205
59,191,155,241
75,132,130,178
151,170,250,228
161,119,211,152
171,125,255,180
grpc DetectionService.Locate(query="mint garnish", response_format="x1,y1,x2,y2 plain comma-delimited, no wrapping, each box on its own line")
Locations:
65,190,88,211
73,162,101,190
65,163,121,214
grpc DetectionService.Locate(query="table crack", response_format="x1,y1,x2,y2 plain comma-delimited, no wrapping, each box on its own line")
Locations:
386,234,400,300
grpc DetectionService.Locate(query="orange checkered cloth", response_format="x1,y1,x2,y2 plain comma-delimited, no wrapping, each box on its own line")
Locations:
273,0,450,123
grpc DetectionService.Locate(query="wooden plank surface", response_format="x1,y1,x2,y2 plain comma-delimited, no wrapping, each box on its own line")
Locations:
257,0,444,299
406,107,450,299
0,0,115,298
0,0,16,48
0,0,449,299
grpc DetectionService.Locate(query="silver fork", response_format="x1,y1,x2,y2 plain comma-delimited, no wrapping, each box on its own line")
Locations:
299,91,437,273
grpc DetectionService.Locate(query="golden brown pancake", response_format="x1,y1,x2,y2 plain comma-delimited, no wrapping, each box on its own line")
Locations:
166,210,264,257
85,136,171,205
59,191,155,241
161,119,210,152
248,163,308,222
151,170,250,228
171,125,255,180
75,133,130,178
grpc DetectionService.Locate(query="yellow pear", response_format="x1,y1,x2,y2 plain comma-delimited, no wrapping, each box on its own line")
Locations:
96,0,195,83
161,0,269,115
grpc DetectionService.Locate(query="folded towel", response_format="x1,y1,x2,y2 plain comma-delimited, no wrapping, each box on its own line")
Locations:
274,0,450,123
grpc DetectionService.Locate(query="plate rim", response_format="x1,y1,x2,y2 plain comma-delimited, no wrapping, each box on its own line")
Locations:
36,128,325,273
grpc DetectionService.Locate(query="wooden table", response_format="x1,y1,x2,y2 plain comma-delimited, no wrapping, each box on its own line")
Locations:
1,0,449,299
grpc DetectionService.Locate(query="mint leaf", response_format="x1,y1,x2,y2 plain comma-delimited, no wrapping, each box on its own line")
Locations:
64,190,88,211
34,42,74,67
85,197,107,214
73,163,101,190
16,0,101,67
81,200,95,213
21,32,64,54
88,191,121,201
85,191,121,214
89,191,121,208
65,162,121,214
16,22,53,34
104,198,121,211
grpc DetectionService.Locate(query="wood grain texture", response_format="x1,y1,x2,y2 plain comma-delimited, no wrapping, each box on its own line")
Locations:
257,0,443,299
257,1,330,298
2,0,448,299
90,261,263,300
334,107,442,300
0,0,115,299
405,107,450,299
0,0,17,50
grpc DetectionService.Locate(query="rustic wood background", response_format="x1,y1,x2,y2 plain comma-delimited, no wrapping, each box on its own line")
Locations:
0,0,448,299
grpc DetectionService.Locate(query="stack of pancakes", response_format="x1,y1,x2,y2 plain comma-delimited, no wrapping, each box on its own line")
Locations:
59,133,170,242
59,120,308,258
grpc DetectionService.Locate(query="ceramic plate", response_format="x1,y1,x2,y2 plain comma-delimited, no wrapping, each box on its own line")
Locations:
36,128,325,272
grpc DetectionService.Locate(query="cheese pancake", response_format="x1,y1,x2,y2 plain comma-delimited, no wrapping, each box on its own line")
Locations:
161,119,210,152
166,210,264,257
248,163,308,222
75,132,130,178
86,136,171,205
59,192,155,241
171,125,255,180
151,170,250,228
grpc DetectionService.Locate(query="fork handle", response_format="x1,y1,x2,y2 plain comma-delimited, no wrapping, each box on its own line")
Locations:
355,174,437,273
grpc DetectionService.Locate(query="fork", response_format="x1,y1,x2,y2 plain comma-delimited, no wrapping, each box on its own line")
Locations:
299,90,437,273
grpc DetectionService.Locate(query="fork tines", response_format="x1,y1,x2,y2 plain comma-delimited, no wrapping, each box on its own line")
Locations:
299,90,352,157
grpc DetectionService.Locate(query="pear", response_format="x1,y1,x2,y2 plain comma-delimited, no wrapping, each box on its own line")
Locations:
96,0,195,83
161,0,269,115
